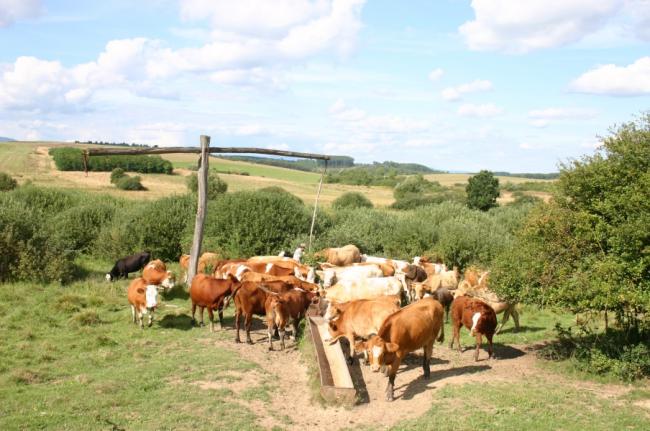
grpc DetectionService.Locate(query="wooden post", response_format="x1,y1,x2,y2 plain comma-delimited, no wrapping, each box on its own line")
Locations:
187,135,210,287
308,161,327,254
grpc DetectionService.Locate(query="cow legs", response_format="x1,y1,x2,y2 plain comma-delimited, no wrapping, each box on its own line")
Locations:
385,359,401,402
450,322,462,352
445,305,450,323
130,305,136,324
267,319,275,351
199,306,205,327
495,308,510,334
234,309,242,343
191,302,197,326
474,334,482,361
345,332,356,365
148,310,154,327
279,326,286,350
217,307,224,330
245,313,253,344
208,308,215,333
486,333,494,359
423,341,433,379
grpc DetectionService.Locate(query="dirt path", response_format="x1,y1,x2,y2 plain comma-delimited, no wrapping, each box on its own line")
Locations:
194,321,635,431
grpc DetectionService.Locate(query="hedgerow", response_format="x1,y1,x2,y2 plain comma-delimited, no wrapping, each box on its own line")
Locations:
49,147,173,174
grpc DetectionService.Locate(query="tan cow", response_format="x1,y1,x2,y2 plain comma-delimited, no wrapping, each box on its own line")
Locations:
179,252,223,283
142,260,175,291
314,244,361,266
317,264,384,288
323,296,400,364
127,278,159,329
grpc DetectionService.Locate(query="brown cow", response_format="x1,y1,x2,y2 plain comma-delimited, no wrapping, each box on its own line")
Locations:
127,278,159,328
239,272,319,291
450,296,497,361
142,260,175,290
356,297,444,401
190,274,240,332
314,244,361,266
180,252,224,283
324,295,400,365
231,281,294,344
260,285,319,350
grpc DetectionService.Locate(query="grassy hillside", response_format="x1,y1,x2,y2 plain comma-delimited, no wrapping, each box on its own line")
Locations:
0,142,552,206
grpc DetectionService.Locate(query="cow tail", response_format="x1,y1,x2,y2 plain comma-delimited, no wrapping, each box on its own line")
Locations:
225,284,243,309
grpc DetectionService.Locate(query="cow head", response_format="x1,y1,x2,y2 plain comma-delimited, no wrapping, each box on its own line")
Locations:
322,269,337,289
323,302,342,322
355,335,398,372
161,271,176,291
145,284,159,309
105,273,113,282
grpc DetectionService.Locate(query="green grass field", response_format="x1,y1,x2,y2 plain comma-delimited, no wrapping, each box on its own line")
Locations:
1,257,647,430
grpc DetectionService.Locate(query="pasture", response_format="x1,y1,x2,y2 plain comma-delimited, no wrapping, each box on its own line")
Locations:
0,141,551,206
0,257,648,430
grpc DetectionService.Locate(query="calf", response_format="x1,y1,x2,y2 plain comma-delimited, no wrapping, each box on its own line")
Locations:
324,295,400,365
450,296,497,361
356,297,444,401
260,286,318,350
190,274,240,332
106,251,151,281
127,277,159,328
231,281,294,344
142,260,175,291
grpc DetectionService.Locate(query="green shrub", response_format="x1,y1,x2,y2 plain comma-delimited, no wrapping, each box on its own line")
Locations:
186,172,228,199
49,147,173,174
0,171,17,191
94,194,194,261
115,176,145,191
189,191,313,257
51,201,118,252
332,192,373,210
110,168,126,184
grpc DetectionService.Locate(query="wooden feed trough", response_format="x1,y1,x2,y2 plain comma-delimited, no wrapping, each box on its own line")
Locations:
307,314,357,405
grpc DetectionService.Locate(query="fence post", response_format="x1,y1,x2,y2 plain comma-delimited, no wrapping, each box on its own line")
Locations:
187,135,210,287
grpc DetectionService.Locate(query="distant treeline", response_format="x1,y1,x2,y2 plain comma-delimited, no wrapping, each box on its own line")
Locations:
49,147,173,174
325,162,444,187
493,171,559,180
73,140,154,148
223,155,355,171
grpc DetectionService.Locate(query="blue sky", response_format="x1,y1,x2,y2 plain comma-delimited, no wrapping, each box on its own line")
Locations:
1,0,649,172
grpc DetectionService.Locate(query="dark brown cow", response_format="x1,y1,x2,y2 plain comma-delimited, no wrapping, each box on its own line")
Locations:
356,297,444,401
430,287,454,324
450,296,497,361
324,295,400,364
190,274,240,332
231,281,293,344
260,286,319,350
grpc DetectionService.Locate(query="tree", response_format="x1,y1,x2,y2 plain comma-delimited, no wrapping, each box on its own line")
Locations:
466,170,499,211
332,192,373,210
491,113,650,330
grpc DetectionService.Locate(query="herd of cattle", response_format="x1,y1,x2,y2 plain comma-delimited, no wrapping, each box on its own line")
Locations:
109,244,520,401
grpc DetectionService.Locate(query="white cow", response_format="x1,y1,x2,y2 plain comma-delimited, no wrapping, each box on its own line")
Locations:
321,275,407,303
318,264,384,288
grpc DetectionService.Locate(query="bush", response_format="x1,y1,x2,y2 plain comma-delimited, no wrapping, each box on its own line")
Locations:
49,147,173,174
94,194,194,261
259,186,303,204
466,170,500,211
110,168,126,184
0,190,77,283
332,192,373,210
51,201,119,252
186,172,228,199
188,191,313,257
0,171,17,191
115,176,145,191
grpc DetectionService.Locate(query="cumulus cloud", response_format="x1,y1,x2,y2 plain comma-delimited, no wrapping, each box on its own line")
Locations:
0,0,42,27
569,57,650,96
529,107,598,120
457,103,503,117
441,79,492,101
428,68,444,81
459,0,623,53
0,1,366,112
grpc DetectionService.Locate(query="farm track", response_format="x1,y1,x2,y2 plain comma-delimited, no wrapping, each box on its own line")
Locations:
194,321,640,430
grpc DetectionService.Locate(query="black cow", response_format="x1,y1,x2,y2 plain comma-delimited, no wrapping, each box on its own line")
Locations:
106,251,151,281
404,264,428,282
431,287,454,324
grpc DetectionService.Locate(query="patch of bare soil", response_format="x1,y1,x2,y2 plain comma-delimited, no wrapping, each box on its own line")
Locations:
193,320,637,431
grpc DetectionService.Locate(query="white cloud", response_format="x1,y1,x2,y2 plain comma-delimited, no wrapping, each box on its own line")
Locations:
428,68,444,82
459,0,623,53
569,57,650,96
457,103,503,117
529,119,549,128
529,107,598,120
441,79,493,101
126,122,188,147
0,0,42,27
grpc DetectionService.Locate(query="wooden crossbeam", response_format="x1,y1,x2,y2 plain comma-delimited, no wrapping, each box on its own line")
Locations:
84,146,330,160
